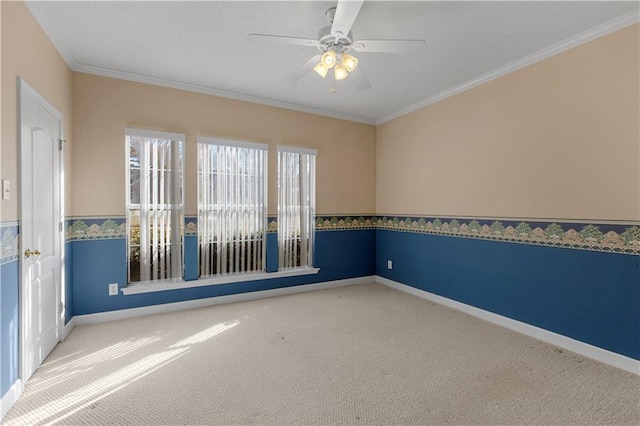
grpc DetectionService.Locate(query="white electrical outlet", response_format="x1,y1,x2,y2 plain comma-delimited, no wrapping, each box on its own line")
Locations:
108,283,118,296
387,260,393,270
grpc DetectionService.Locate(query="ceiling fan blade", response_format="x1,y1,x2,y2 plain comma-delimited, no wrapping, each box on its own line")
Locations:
283,54,321,86
248,34,320,48
331,0,364,39
350,66,372,92
352,39,425,53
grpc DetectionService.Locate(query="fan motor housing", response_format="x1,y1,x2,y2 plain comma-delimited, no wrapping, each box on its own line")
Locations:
317,25,353,52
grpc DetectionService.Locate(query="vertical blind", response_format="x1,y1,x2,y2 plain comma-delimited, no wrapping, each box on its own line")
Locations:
278,147,316,270
197,138,267,276
127,129,184,283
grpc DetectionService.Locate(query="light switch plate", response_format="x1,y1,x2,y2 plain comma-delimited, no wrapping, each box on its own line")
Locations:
2,180,10,200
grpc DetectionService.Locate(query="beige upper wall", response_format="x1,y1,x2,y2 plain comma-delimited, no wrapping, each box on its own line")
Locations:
1,3,3,220
1,1,73,222
4,0,636,223
72,73,376,217
377,24,640,222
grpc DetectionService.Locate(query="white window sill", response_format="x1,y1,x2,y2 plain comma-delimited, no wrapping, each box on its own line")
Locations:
121,267,320,295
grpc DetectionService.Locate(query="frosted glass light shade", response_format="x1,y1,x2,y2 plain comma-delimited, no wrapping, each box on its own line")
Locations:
314,62,329,78
341,53,358,72
334,62,348,80
321,50,337,68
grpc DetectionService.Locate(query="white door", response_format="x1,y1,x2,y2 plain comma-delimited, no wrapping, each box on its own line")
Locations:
19,80,63,382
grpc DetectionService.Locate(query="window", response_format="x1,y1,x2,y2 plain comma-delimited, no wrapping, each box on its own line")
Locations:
278,147,316,270
127,128,184,283
197,137,267,276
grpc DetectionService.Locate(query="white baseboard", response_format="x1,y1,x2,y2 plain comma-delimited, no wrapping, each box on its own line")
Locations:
75,276,374,325
376,276,640,376
62,317,75,341
1,379,23,420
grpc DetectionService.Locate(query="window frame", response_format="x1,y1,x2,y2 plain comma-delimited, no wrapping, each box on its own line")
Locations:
126,127,185,285
277,145,317,271
196,136,268,277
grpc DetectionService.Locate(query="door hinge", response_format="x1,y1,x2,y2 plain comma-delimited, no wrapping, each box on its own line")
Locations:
58,139,66,150
59,301,64,314
59,221,63,232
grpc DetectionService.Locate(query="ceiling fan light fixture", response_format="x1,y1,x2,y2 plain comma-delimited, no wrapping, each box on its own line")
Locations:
334,62,348,80
341,52,358,72
321,50,337,68
313,62,329,78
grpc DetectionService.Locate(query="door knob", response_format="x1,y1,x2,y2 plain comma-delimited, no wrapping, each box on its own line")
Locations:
24,249,41,258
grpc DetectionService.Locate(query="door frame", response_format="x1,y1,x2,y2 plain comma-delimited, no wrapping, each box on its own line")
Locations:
17,78,65,382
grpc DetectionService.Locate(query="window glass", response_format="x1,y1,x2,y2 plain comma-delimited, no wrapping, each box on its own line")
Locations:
127,129,184,283
278,147,316,270
197,138,267,276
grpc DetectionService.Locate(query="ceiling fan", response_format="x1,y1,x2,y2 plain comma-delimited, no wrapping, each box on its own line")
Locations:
248,0,425,93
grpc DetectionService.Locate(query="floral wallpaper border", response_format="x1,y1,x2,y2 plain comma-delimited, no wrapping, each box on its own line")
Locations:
66,218,126,242
60,216,640,255
267,216,376,232
1,222,19,265
375,216,640,255
185,217,198,236
268,217,277,233
315,216,377,231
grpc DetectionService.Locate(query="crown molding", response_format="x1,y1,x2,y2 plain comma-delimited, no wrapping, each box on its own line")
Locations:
25,1,638,127
25,0,375,125
72,64,376,125
376,10,640,125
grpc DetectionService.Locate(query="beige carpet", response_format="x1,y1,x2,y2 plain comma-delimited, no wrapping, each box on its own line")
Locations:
4,283,639,425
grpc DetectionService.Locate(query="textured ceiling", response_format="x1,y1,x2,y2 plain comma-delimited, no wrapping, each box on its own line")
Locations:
27,1,639,124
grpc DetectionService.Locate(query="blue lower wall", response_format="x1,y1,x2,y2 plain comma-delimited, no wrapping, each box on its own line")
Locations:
376,229,640,360
1,222,20,399
72,229,375,315
184,235,198,281
3,215,638,402
64,242,73,324
0,260,19,397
